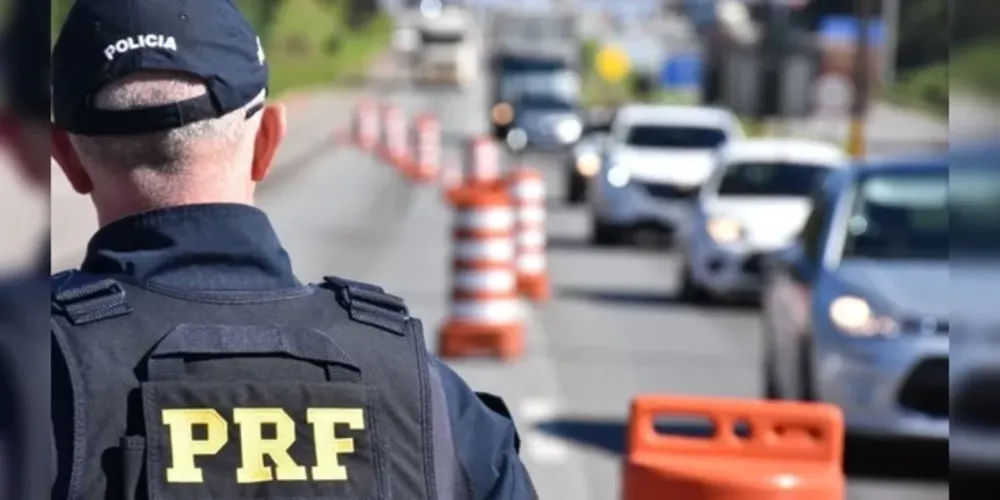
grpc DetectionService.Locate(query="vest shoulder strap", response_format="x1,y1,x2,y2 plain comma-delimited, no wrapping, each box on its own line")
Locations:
319,275,410,336
51,270,133,325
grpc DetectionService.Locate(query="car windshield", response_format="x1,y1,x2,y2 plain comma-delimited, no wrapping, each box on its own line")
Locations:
500,69,579,103
420,31,464,44
583,122,612,135
625,124,727,149
949,150,1000,256
717,162,831,197
842,169,948,260
517,94,574,110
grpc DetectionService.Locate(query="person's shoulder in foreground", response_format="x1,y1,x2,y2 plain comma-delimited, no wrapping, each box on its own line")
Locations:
48,0,537,496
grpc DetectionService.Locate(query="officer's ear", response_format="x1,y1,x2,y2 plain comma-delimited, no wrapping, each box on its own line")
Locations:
251,103,287,182
50,126,94,195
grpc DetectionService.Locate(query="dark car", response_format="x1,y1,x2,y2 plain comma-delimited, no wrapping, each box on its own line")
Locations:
489,54,577,139
508,94,583,152
564,108,616,203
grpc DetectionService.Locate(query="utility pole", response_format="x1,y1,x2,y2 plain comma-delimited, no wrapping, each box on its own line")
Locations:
845,0,871,159
881,0,900,85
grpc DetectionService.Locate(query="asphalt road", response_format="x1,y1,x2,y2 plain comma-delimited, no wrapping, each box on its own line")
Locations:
261,75,947,498
42,68,950,499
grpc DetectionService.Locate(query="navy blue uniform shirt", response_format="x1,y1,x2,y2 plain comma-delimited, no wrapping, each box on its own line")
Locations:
50,203,537,499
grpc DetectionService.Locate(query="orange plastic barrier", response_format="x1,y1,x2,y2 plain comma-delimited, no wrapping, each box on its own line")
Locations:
446,136,503,204
379,103,409,170
623,395,845,500
438,187,524,360
351,97,379,152
508,167,550,302
409,112,440,183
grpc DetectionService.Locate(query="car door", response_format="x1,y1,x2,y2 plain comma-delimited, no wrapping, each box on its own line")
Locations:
766,176,840,395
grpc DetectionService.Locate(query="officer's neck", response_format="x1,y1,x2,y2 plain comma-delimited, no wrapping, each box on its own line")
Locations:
94,187,255,228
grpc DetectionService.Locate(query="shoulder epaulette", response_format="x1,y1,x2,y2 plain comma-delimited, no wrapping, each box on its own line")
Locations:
321,275,410,335
51,270,132,325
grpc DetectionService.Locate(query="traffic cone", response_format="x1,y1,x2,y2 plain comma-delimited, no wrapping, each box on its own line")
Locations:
445,135,503,204
508,166,550,302
438,186,524,360
622,395,845,500
351,97,379,152
379,103,410,171
409,112,440,183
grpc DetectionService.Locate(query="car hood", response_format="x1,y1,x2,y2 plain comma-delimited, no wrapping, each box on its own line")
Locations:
612,147,716,186
514,109,578,126
835,260,949,317
704,197,812,249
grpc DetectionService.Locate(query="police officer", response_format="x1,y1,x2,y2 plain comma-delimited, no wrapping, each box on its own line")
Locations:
49,0,538,498
0,0,54,498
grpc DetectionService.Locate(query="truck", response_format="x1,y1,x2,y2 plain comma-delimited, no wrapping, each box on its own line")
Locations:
487,10,583,146
412,7,479,87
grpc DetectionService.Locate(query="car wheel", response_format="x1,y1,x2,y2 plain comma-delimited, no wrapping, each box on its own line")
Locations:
679,262,710,303
590,218,622,246
566,171,586,204
761,318,782,400
797,337,816,401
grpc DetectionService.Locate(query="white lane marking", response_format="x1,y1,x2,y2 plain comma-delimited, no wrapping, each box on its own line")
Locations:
518,398,569,463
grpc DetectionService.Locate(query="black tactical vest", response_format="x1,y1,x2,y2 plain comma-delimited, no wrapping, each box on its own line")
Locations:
51,271,439,500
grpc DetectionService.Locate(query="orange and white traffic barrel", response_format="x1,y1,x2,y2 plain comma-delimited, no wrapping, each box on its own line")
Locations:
446,135,503,205
380,103,409,170
438,187,524,360
352,97,379,151
464,135,502,187
509,167,550,302
410,112,441,183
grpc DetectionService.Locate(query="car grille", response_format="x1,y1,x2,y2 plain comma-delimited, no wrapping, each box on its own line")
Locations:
636,182,698,200
953,369,1000,429
897,357,950,418
740,253,766,275
899,316,949,336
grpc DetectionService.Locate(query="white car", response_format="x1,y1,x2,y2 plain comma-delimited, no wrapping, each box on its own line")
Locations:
587,104,743,245
678,138,848,302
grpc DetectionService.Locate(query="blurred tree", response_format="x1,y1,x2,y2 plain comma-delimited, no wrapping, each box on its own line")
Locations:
952,0,1000,48
344,0,380,30
895,0,948,70
233,0,286,45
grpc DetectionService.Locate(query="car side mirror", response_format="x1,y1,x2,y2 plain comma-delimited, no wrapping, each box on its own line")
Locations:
767,243,816,282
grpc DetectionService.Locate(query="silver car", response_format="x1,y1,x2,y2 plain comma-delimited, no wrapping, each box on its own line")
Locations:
761,155,949,442
949,144,1000,472
587,104,743,245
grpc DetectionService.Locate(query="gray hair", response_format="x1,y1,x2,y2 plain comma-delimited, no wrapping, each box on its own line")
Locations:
69,71,264,173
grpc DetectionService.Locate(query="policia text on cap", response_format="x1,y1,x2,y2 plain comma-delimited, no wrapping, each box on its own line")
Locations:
48,0,539,498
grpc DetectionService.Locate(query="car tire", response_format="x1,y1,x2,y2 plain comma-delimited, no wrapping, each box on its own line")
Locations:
679,262,710,303
796,337,816,401
590,218,623,246
761,319,782,400
566,171,586,204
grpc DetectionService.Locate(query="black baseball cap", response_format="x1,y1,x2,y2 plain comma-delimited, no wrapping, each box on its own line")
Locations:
52,0,269,136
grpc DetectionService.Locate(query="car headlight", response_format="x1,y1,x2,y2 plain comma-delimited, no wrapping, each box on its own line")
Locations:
706,216,745,244
556,119,582,143
492,103,513,125
606,164,629,187
828,296,899,337
576,153,601,177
